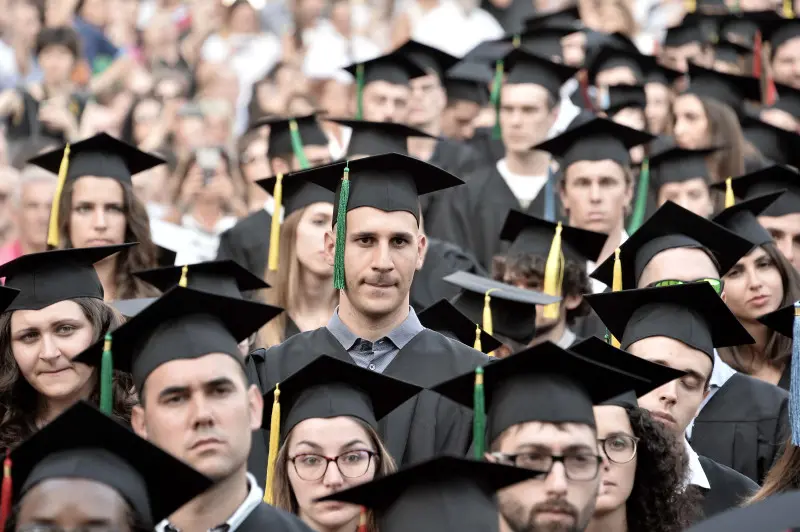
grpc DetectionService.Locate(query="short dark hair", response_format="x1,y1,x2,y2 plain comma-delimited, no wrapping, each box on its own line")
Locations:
35,26,81,58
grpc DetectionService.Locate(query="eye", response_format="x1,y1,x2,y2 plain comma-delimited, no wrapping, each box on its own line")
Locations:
18,332,38,343
55,324,76,335
607,437,628,451
299,455,322,466
341,450,369,463
391,236,409,247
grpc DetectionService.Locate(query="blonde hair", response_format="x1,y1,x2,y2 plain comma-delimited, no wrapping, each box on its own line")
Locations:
271,418,397,532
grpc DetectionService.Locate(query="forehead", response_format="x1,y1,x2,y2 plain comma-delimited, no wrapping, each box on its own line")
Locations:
289,416,372,447
565,159,626,180
638,246,718,287
11,300,86,330
21,478,128,520
628,335,712,376
501,83,550,103
674,93,704,112
500,421,596,450
145,353,246,391
592,405,632,437
758,213,800,234
345,206,418,233
365,81,409,97
72,176,124,201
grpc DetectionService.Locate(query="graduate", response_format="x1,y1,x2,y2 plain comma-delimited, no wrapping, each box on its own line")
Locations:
441,61,492,141
643,61,682,136
739,115,800,168
660,14,714,72
254,153,490,467
648,137,717,218
759,15,800,90
762,81,800,131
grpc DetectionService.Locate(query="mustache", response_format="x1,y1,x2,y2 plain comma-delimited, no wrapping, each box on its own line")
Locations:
531,499,579,520
362,274,397,286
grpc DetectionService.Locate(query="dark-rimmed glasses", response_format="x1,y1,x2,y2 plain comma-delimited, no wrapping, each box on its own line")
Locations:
598,433,640,464
489,451,602,481
648,278,724,295
289,450,378,480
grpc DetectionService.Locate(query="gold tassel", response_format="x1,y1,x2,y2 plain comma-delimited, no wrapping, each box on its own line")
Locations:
267,173,283,271
473,324,482,352
264,384,281,504
725,177,735,209
46,144,70,248
482,289,497,337
542,222,563,320
178,265,188,288
784,0,794,18
611,248,622,348
685,0,695,12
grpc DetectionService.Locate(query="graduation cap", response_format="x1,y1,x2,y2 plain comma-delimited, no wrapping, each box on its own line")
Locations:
664,13,708,48
682,490,800,532
254,114,328,170
754,14,800,57
394,40,460,79
523,6,582,31
460,40,514,65
644,62,684,86
602,84,647,116
590,201,754,289
444,61,492,105
517,26,577,61
715,12,763,45
27,134,165,248
772,81,800,118
7,401,212,529
534,116,655,169
740,115,800,165
344,51,427,119
133,260,269,299
156,245,177,267
711,191,784,247
683,62,762,114
503,47,579,97
586,47,653,85
711,163,800,216
260,355,421,504
584,282,754,361
317,456,541,532
713,38,753,64
295,153,463,289
0,244,136,311
0,286,19,315
417,298,503,354
647,137,716,189
110,297,157,318
73,286,283,392
444,270,560,347
328,119,435,157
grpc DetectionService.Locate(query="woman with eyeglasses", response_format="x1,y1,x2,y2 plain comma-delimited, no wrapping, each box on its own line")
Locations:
588,396,700,532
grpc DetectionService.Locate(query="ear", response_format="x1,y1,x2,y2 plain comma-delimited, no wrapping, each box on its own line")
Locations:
416,232,428,270
564,293,582,311
247,384,264,431
131,404,147,439
324,229,336,267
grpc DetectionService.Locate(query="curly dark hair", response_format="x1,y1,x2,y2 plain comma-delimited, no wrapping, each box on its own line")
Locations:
625,407,702,532
492,253,591,325
0,298,135,450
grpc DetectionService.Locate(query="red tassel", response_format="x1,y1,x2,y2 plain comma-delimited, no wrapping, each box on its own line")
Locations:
753,31,762,78
767,76,777,105
357,506,368,532
0,450,12,531
579,70,594,113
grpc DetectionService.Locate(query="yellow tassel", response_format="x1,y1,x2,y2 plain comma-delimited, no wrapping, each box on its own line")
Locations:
725,177,735,209
685,0,695,12
542,222,563,320
264,384,281,504
784,0,794,18
46,144,70,248
482,289,497,337
178,265,188,288
512,34,521,48
611,248,622,348
474,324,482,352
267,173,283,271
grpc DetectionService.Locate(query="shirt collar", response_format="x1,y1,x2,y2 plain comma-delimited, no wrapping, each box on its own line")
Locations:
326,306,423,350
710,350,737,388
683,438,711,490
555,328,576,349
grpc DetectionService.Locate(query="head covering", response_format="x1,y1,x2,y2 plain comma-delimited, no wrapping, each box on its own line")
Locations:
394,40,459,80
664,14,708,48
444,270,559,346
755,15,800,56
713,38,752,64
523,6,582,31
444,62,492,105
0,244,136,311
500,210,608,263
344,51,427,119
134,260,269,299
254,114,328,169
534,116,655,169
644,62,683,87
503,48,579,97
740,115,800,165
587,47,653,85
328,119,434,157
110,297,158,318
711,191,785,247
156,245,177,267
683,62,762,114
590,201,754,289
772,81,800,118
585,282,754,360
648,136,715,189
712,163,800,216
601,84,647,116
417,298,503,354
9,401,212,529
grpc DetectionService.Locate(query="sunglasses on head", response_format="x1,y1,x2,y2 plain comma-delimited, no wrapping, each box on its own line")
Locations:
647,278,724,295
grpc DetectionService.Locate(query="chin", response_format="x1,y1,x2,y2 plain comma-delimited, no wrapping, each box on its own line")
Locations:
188,453,237,481
593,494,624,516
311,504,361,529
34,376,84,400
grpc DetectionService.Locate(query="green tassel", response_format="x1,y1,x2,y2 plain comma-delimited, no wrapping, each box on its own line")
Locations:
100,333,113,415
627,158,650,235
473,366,486,459
355,64,365,120
289,119,310,170
490,60,504,140
333,163,350,290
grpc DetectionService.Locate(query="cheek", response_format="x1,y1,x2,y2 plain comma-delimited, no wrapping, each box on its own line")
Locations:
60,328,95,358
766,269,785,298
11,343,38,375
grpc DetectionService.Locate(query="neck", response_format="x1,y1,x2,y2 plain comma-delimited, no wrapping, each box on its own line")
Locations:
291,269,338,326
191,199,224,229
744,320,770,354
36,389,92,427
43,80,72,97
407,136,438,162
249,184,268,212
337,294,409,342
529,318,567,347
305,516,359,532
20,237,46,256
596,221,624,264
504,150,550,175
586,507,627,532
94,256,118,301
168,466,249,531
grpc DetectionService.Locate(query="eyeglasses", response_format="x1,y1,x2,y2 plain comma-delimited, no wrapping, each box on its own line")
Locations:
598,433,640,464
489,451,602,481
289,450,378,481
649,278,724,295
18,526,120,532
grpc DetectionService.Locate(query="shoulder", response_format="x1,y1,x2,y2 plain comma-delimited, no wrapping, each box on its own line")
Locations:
725,372,789,410
698,455,759,492
246,502,314,531
221,210,271,241
417,329,490,365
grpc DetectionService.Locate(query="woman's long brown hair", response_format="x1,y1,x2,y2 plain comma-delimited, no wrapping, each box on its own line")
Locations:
699,96,746,184
749,438,800,502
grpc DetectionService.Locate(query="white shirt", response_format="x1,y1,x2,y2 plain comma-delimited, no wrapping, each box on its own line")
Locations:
684,437,711,490
495,159,547,210
586,231,630,294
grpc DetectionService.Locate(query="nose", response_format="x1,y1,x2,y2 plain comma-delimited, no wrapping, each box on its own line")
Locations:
92,206,108,231
190,394,216,430
745,265,763,291
589,181,603,203
371,239,394,272
40,333,60,362
322,459,345,489
658,380,678,406
544,461,569,496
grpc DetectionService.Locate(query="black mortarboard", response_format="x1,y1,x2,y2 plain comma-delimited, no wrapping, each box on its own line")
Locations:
517,26,577,61
503,48,579,97
644,62,683,86
602,84,647,116
0,244,136,311
740,115,800,165
444,270,560,346
683,491,800,532
156,245,177,267
461,40,513,65
523,6,582,31
73,286,282,390
344,50,427,86
110,297,157,318
28,133,165,185
318,456,541,532
256,114,329,159
590,201,754,288
587,47,653,85
0,286,19,313
417,298,503,354
444,61,492,105
534,117,655,169
683,62,762,113
11,401,212,529
394,40,460,80
328,119,434,157
648,136,715,187
585,282,754,360
134,260,269,299
757,303,795,338
713,38,752,64
773,81,800,118
711,191,784,247
500,209,607,263
710,164,800,216
257,173,334,219
664,14,707,48
584,31,640,57
716,11,764,45
756,15,800,56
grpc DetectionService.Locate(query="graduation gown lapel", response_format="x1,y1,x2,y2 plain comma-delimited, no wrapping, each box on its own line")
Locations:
696,455,759,519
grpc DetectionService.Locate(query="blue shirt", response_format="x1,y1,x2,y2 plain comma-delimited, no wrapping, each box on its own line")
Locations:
72,16,121,74
326,306,424,373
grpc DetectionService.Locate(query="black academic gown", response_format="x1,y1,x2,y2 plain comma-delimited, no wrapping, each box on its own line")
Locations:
216,209,271,275
410,238,487,312
691,372,789,484
256,327,489,467
467,127,506,167
779,362,791,391
237,502,314,532
696,455,759,519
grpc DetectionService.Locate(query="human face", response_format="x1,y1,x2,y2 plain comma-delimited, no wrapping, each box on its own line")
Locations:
10,300,96,403
326,207,426,319
772,38,800,89
759,213,800,270
645,82,672,135
657,178,713,218
595,67,638,88
361,81,410,123
228,1,260,34
295,202,334,278
637,247,720,290
319,80,352,118
79,0,108,26
661,42,710,73
760,107,799,132
409,73,446,128
38,45,76,86
17,479,132,532
504,273,580,338
723,246,784,322
240,138,270,183
441,100,481,140
610,108,647,164
629,337,710,434
132,354,262,481
592,406,636,517
560,160,631,234
293,145,332,171
672,94,710,149
132,99,162,146
500,84,557,154
69,177,126,248
12,2,42,46
16,180,56,250
561,32,586,68
494,422,599,532
288,417,379,531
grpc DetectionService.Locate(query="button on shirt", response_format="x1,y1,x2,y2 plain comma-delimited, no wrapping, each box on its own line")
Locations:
326,306,424,373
